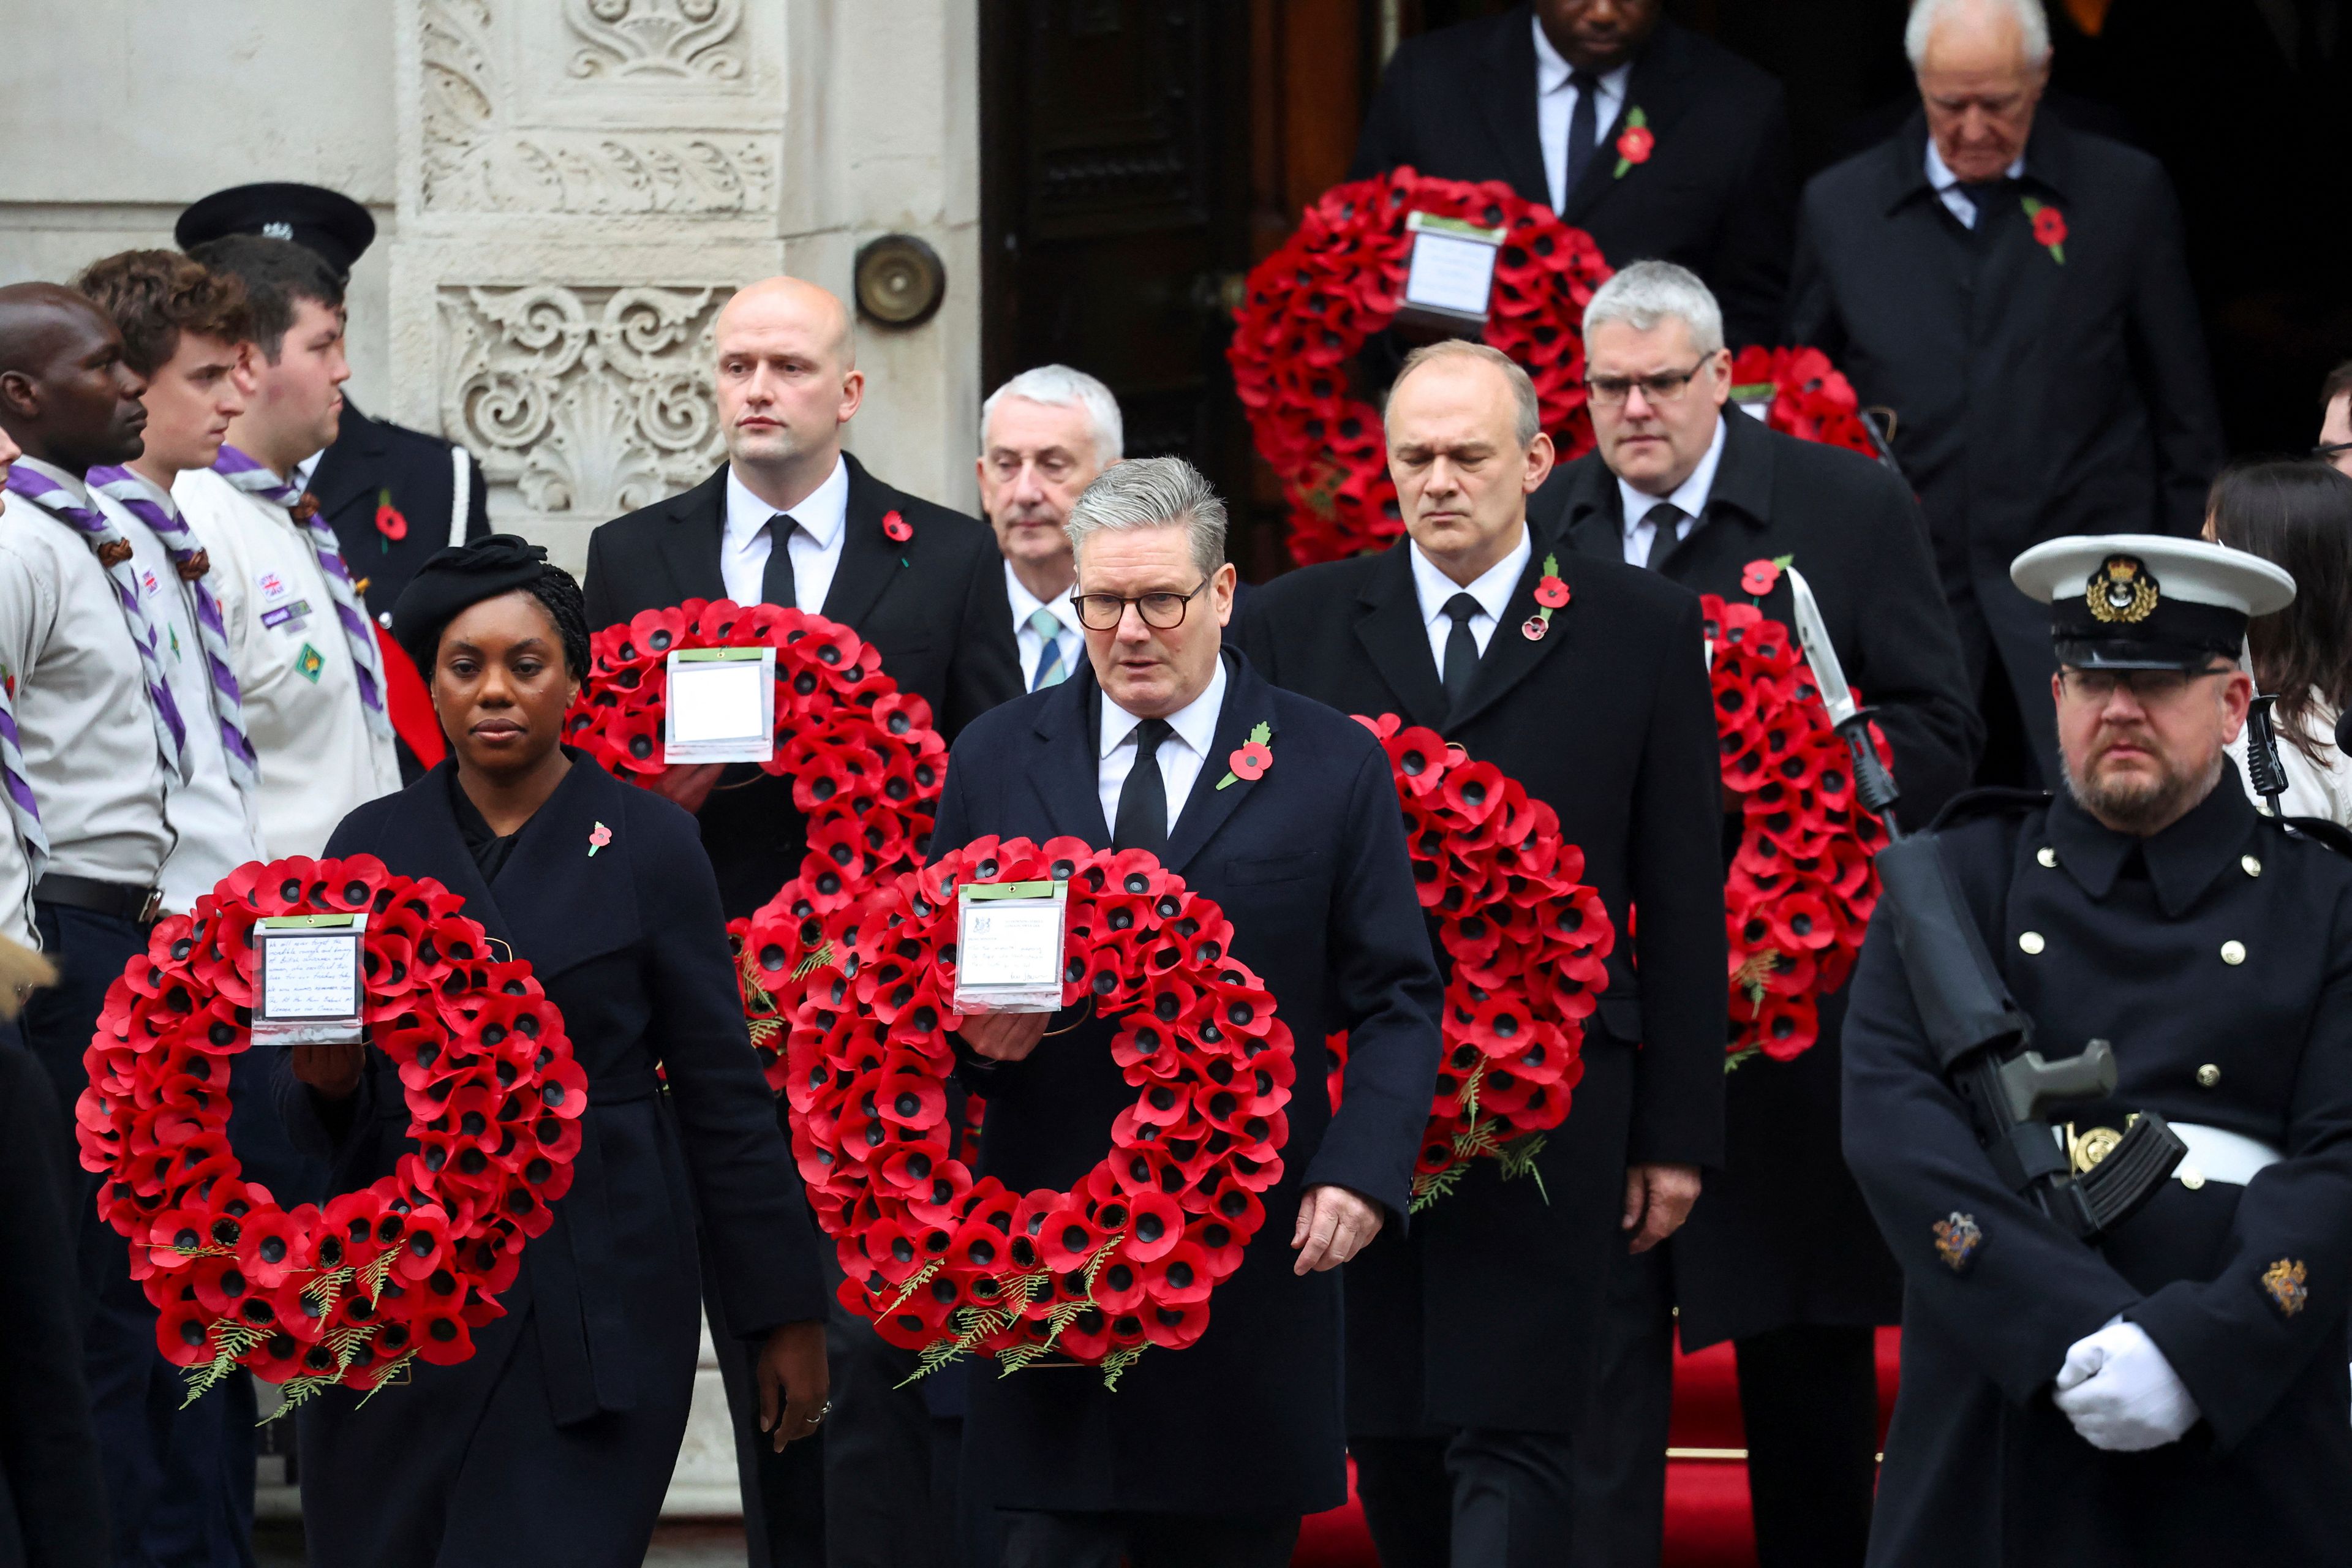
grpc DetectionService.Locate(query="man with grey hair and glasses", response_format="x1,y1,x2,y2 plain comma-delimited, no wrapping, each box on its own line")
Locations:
933,456,1442,1566
978,365,1123,691
1790,0,2221,792
1536,259,1977,1568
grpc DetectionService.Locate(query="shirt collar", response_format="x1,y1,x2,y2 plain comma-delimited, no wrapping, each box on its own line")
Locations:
1532,15,1630,96
1005,559,1077,630
1617,413,1728,541
13,454,91,507
1099,652,1228,763
723,454,849,552
1923,137,2025,193
2044,768,2261,918
1408,524,1532,629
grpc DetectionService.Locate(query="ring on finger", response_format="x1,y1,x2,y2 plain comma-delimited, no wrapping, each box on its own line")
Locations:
803,1400,834,1427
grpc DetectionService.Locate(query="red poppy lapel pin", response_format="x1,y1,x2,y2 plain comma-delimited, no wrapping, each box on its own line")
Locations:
881,509,913,544
588,821,611,858
1741,554,1792,600
1613,108,1654,178
2021,196,2067,264
374,489,409,552
1216,722,1273,790
1523,553,1569,642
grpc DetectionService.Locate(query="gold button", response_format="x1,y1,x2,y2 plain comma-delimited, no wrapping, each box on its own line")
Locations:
2037,846,2057,868
2196,1064,2221,1088
2018,931,2045,955
2221,940,2247,965
2242,854,2262,877
2181,1167,2206,1191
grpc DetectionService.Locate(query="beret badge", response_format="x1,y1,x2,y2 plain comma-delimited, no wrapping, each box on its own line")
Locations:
2086,555,2159,625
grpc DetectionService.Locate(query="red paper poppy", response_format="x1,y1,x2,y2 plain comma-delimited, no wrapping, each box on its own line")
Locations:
1533,575,1570,609
881,510,913,543
1616,125,1656,165
2032,205,2067,249
374,496,409,543
1228,741,1272,782
1741,559,1782,597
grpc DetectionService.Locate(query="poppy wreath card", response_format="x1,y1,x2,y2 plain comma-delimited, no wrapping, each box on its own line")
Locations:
1324,715,1615,1209
1725,346,1884,458
564,599,948,1088
769,835,1296,1390
1226,168,1615,568
77,855,583,1407
1704,588,1893,1067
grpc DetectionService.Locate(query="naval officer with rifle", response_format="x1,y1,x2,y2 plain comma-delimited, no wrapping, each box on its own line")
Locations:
1836,532,2352,1566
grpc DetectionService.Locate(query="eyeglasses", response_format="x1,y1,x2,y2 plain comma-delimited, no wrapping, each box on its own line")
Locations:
2312,440,2352,462
1583,358,1711,408
2057,666,2229,702
1070,579,1210,632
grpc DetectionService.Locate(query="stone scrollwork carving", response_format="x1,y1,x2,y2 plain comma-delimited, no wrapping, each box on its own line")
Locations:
439,284,729,518
565,0,747,81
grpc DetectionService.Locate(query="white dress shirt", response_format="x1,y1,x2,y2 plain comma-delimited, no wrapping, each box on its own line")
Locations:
1619,415,1728,567
1007,560,1082,691
1924,138,2027,229
721,457,851,614
96,480,266,913
1097,655,1228,840
173,467,401,860
1409,527,1532,673
0,458,173,895
1533,17,1632,213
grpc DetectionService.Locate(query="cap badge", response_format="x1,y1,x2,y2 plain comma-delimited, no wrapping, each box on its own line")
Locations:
262,221,293,241
2086,555,2158,624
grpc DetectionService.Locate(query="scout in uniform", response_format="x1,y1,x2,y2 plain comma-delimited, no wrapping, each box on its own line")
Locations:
1842,533,2352,1566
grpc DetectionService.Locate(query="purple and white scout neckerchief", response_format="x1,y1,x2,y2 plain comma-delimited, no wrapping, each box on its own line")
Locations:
85,467,262,796
211,445,393,742
0,669,49,885
2,464,192,784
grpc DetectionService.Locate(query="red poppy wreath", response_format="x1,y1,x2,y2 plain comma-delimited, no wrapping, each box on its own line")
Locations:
562,599,948,1087
1704,577,1892,1066
1728,345,1883,461
76,854,583,1408
770,835,1296,1389
1227,168,1615,568
1325,716,1615,1208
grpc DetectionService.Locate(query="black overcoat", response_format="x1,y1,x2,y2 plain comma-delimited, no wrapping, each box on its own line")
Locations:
581,453,1021,919
1787,111,2225,769
287,755,827,1567
1536,408,1980,1346
929,650,1443,1514
1349,7,1795,349
1234,531,1725,1432
1844,783,2352,1566
312,401,492,625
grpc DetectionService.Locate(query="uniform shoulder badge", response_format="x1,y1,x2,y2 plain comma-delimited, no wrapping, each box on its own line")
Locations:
1933,1212,1983,1273
2261,1257,2309,1317
2086,554,2158,624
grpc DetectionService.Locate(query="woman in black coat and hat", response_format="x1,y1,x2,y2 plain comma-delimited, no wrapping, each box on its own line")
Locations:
284,535,829,1567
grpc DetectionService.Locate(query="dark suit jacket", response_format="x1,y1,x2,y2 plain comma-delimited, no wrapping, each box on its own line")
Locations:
312,400,491,624
1789,111,2225,762
581,453,1021,918
1235,531,1725,1431
1351,8,1795,349
931,650,1442,1514
1536,407,1978,1344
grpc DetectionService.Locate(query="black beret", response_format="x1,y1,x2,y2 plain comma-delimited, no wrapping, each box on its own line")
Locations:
176,183,377,279
392,535,552,674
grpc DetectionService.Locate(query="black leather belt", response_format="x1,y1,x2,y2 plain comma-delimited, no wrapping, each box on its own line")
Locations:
34,873,163,927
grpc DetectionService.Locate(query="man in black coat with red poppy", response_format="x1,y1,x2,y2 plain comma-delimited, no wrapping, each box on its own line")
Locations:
1532,261,1978,1568
582,277,1019,1568
1787,0,2222,790
1237,339,1724,1568
1350,0,1794,350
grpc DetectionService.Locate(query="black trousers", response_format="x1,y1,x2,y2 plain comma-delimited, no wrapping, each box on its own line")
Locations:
997,1510,1298,1568
1352,1428,1577,1568
1734,1324,1880,1568
1567,1242,1675,1568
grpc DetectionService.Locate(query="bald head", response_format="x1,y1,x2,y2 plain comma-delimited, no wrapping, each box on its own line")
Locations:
714,276,865,508
0,282,149,474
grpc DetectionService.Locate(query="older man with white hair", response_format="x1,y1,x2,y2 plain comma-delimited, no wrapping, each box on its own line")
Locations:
978,365,1123,690
1790,0,2223,793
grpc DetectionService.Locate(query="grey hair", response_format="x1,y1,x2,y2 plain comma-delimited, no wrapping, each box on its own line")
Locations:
981,364,1125,466
1065,456,1227,581
1904,0,2052,69
1389,340,1542,449
1581,260,1727,357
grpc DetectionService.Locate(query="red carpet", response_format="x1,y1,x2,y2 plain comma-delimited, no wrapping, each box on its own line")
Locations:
1293,1328,1901,1567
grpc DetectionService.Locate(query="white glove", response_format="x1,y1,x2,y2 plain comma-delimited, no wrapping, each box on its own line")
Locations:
2051,1319,2200,1451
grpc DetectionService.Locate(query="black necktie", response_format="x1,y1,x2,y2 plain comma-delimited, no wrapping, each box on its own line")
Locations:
1642,502,1687,571
1562,70,1600,204
1441,592,1484,709
759,513,798,608
1958,177,2013,231
1112,718,1174,857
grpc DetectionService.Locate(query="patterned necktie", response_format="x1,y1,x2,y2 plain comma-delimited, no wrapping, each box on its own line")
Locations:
86,467,261,795
0,671,48,885
2,465,192,783
1029,606,1068,690
212,445,392,741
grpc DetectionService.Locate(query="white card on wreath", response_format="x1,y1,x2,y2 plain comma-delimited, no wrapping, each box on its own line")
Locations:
1401,211,1505,322
666,647,776,764
954,880,1068,1015
252,914,368,1047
